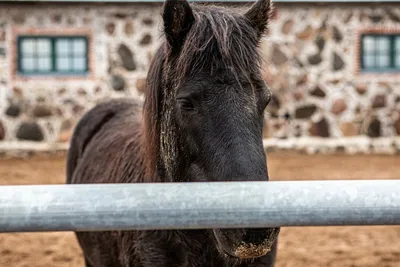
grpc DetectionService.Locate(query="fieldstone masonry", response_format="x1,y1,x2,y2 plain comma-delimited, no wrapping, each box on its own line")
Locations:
0,2,399,155
261,3,400,154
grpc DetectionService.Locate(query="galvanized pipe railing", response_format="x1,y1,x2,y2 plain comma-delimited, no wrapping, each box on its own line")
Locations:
0,180,399,233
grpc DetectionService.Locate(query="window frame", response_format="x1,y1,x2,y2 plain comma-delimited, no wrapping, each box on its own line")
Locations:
360,33,400,73
16,35,89,76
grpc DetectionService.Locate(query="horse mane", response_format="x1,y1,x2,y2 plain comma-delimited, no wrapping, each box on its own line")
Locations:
141,46,166,179
141,4,265,180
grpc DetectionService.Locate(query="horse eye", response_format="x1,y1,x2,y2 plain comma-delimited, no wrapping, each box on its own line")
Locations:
178,98,195,111
262,88,272,107
264,93,272,107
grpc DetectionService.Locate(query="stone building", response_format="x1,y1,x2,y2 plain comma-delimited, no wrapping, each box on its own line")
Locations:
0,0,399,154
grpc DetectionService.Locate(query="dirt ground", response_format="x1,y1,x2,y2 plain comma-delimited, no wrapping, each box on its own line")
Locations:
0,152,399,267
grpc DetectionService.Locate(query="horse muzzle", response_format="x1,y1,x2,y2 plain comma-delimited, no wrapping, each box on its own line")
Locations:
213,227,280,259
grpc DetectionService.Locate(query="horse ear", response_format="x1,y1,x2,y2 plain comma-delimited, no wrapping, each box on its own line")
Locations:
244,0,272,38
162,0,195,51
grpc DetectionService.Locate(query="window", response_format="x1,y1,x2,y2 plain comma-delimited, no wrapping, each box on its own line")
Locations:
17,36,88,75
361,34,400,72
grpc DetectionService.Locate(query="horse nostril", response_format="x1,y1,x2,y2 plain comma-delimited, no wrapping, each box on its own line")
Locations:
233,228,280,259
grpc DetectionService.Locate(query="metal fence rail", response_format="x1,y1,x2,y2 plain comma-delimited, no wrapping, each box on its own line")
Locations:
0,180,400,233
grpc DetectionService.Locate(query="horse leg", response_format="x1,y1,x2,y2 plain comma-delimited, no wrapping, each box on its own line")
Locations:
85,257,94,267
75,231,124,267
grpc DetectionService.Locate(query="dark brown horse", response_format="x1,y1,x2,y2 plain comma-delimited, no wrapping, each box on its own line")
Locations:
66,0,280,266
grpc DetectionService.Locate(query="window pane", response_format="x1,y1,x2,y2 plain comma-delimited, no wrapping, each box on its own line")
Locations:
396,37,400,52
72,57,87,71
19,36,89,74
21,57,36,71
363,55,375,68
376,37,390,53
21,39,36,55
56,57,70,71
363,36,375,52
37,38,51,56
72,39,87,55
37,57,51,72
56,39,70,56
396,55,400,68
376,55,390,68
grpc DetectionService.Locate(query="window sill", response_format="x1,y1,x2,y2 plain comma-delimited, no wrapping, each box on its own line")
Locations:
359,69,400,74
14,72,93,81
17,72,89,77
355,69,400,82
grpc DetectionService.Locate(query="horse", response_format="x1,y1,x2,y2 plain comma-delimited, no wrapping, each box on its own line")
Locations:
66,0,280,266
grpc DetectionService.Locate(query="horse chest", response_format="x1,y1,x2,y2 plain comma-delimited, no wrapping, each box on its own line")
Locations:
120,230,231,267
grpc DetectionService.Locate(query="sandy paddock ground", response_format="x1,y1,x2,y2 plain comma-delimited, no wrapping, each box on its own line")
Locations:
0,151,399,267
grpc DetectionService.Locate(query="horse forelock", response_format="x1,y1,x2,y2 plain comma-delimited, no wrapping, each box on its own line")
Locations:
174,5,263,85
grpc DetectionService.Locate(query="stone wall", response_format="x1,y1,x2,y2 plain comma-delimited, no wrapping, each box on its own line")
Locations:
0,3,161,153
261,3,400,154
0,2,399,154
